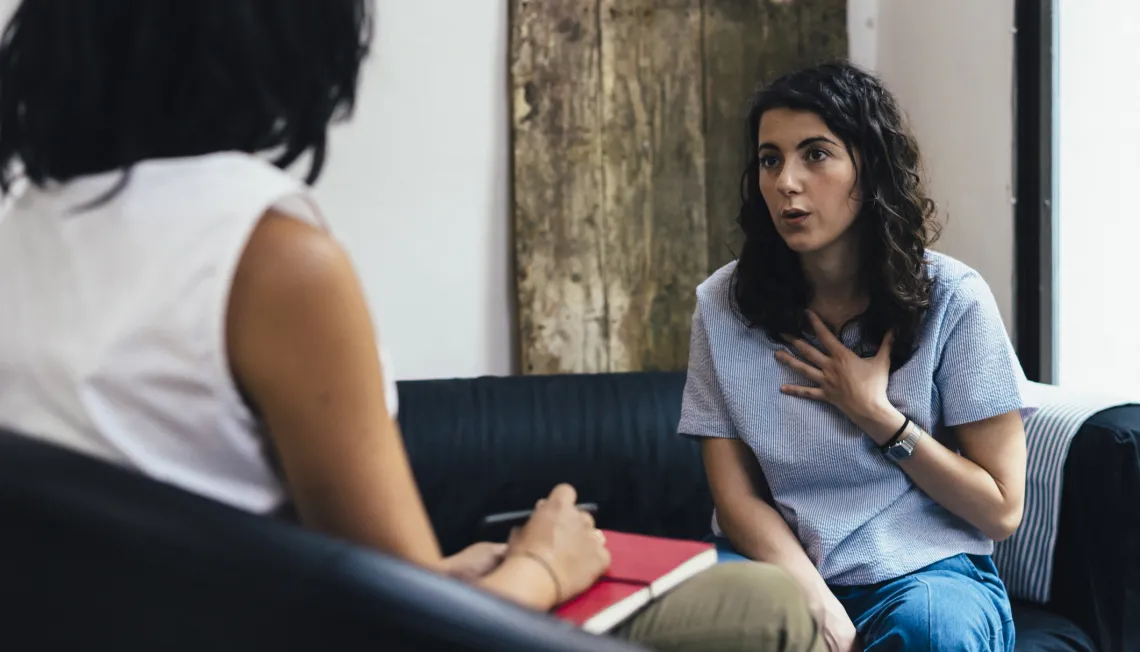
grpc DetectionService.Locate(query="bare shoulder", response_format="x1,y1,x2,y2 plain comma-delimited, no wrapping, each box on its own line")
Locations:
226,208,380,401
231,209,354,308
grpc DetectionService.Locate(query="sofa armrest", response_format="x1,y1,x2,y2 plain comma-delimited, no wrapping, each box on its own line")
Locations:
1048,404,1140,652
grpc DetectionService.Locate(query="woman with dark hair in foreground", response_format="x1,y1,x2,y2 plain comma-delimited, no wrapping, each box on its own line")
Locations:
682,62,1028,652
0,1,824,650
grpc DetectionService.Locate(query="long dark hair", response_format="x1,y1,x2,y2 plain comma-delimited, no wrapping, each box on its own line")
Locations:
0,0,373,194
731,62,939,369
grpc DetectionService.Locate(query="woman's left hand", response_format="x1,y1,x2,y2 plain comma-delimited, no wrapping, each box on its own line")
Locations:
442,542,508,583
775,311,896,436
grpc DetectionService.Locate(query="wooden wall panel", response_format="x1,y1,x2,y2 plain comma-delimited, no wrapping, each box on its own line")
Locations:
510,0,607,374
512,0,847,374
599,0,707,372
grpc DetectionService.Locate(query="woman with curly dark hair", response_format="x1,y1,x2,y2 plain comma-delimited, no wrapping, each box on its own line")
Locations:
680,62,1029,652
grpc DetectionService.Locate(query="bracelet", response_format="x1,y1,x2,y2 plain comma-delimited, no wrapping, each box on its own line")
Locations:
514,550,563,605
879,416,911,451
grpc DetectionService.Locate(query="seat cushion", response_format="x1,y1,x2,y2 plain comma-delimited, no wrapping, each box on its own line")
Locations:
1013,601,1096,652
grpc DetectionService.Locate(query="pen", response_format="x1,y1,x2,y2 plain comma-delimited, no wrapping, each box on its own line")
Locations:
481,502,598,526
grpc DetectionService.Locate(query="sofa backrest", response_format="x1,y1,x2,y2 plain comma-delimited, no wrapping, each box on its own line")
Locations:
396,371,712,554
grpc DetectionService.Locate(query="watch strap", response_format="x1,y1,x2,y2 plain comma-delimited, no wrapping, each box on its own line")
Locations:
879,416,911,452
884,421,924,462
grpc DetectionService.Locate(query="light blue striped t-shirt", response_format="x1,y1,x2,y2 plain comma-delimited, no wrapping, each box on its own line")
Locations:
679,251,1029,586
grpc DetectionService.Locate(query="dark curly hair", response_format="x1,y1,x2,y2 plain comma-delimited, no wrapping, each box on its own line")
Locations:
0,0,373,196
731,61,940,369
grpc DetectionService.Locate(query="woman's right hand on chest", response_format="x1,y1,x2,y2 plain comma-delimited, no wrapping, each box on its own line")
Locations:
509,483,611,604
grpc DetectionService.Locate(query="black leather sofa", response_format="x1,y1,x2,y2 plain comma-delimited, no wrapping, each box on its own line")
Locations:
396,372,1138,651
3,371,1137,651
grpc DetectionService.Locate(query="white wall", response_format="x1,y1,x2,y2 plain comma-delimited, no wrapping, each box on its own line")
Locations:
320,0,1016,380
315,0,514,381
850,0,1017,329
1055,0,1140,397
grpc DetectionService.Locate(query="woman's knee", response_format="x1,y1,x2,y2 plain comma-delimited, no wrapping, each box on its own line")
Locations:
684,563,823,648
694,562,805,607
869,577,1010,652
616,561,825,651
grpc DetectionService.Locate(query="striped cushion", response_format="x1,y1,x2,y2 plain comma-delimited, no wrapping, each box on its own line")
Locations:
993,382,1133,603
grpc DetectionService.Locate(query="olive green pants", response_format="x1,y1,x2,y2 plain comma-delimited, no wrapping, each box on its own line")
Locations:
611,562,826,652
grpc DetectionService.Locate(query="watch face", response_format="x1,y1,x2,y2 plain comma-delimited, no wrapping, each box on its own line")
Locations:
885,424,922,461
885,444,908,461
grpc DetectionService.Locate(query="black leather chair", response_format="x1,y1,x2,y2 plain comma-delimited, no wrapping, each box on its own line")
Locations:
0,431,645,652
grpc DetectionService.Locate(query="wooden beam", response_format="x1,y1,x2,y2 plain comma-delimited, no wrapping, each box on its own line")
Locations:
510,0,608,374
599,0,707,372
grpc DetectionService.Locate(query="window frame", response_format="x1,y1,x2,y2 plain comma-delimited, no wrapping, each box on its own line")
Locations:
1013,0,1056,383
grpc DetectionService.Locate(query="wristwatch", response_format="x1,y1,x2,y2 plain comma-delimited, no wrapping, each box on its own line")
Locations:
883,420,925,462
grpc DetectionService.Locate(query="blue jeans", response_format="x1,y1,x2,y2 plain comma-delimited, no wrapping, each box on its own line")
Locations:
712,538,1015,652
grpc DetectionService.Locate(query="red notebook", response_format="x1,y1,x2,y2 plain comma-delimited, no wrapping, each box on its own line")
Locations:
553,530,717,634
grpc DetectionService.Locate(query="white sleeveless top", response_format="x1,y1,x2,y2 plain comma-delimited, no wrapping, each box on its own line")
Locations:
0,152,398,514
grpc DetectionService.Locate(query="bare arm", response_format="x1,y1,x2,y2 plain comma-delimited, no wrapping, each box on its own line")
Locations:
701,438,831,599
702,437,859,651
852,406,1027,541
227,212,588,610
780,310,1028,542
228,211,442,567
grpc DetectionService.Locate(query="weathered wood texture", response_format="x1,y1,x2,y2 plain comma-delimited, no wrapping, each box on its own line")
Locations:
703,0,848,271
600,0,707,372
511,0,846,374
511,0,607,373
